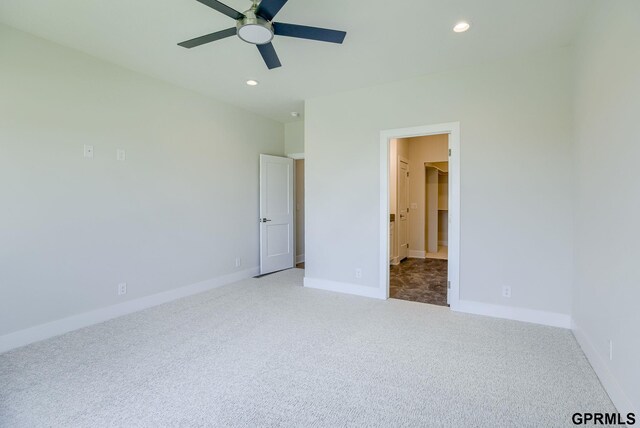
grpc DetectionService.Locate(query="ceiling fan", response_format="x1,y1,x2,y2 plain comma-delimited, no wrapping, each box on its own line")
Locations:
178,0,347,70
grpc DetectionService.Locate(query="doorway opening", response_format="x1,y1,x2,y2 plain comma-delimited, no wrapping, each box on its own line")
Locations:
294,159,305,269
380,123,460,309
258,154,303,276
259,155,295,276
389,135,448,305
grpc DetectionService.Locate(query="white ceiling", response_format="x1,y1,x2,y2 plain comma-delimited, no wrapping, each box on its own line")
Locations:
0,0,590,123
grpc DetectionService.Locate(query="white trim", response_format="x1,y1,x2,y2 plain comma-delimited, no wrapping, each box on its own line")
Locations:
454,300,571,329
304,277,385,300
287,153,305,160
0,267,259,354
380,122,461,306
408,250,426,259
572,321,637,414
296,254,305,264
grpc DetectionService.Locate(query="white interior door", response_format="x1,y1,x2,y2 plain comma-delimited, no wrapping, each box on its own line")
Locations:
260,154,294,275
398,158,409,261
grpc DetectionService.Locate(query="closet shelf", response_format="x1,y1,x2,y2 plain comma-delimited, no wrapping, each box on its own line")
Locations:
424,162,449,173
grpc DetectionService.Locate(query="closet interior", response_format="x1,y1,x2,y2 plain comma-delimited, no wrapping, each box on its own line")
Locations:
425,162,448,260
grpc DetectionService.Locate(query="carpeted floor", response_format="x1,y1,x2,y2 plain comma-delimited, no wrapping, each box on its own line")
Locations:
390,258,448,306
0,269,614,427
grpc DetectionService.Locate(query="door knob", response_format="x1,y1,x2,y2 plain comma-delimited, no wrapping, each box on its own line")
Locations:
261,218,272,223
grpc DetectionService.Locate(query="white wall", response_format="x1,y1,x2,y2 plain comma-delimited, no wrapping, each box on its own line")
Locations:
305,47,574,317
285,121,304,155
572,0,640,414
0,25,284,337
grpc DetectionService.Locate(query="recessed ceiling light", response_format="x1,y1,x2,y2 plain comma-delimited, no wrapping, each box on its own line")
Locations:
291,112,300,118
246,79,259,86
453,22,471,33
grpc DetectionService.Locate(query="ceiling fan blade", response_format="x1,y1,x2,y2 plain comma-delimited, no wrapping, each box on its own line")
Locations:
273,22,346,44
178,27,237,48
195,0,244,20
257,43,282,69
256,0,288,21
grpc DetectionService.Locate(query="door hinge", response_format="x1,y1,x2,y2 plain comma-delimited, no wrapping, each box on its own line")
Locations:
447,281,451,289
448,149,452,156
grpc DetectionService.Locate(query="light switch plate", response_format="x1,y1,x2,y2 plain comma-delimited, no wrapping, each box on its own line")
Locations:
116,149,126,161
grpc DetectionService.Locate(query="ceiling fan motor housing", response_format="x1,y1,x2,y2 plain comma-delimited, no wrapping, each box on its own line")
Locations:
237,9,274,45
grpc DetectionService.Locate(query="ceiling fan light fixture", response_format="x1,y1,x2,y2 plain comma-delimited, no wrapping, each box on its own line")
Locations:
453,21,471,33
237,11,274,45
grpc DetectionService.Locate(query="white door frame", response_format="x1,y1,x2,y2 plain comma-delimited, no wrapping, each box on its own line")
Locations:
379,122,461,310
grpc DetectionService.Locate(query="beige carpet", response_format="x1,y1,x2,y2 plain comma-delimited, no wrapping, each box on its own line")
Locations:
0,269,614,427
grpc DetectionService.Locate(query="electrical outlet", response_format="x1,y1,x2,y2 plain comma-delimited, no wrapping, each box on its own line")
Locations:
118,282,127,296
355,268,362,279
609,340,613,361
235,257,241,268
502,286,511,298
83,144,94,159
116,149,126,161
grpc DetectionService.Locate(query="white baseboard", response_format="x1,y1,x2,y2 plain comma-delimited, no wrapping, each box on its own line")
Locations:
301,281,570,329
296,254,305,264
453,300,572,329
304,277,385,300
0,267,259,354
572,321,637,414
408,250,426,259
